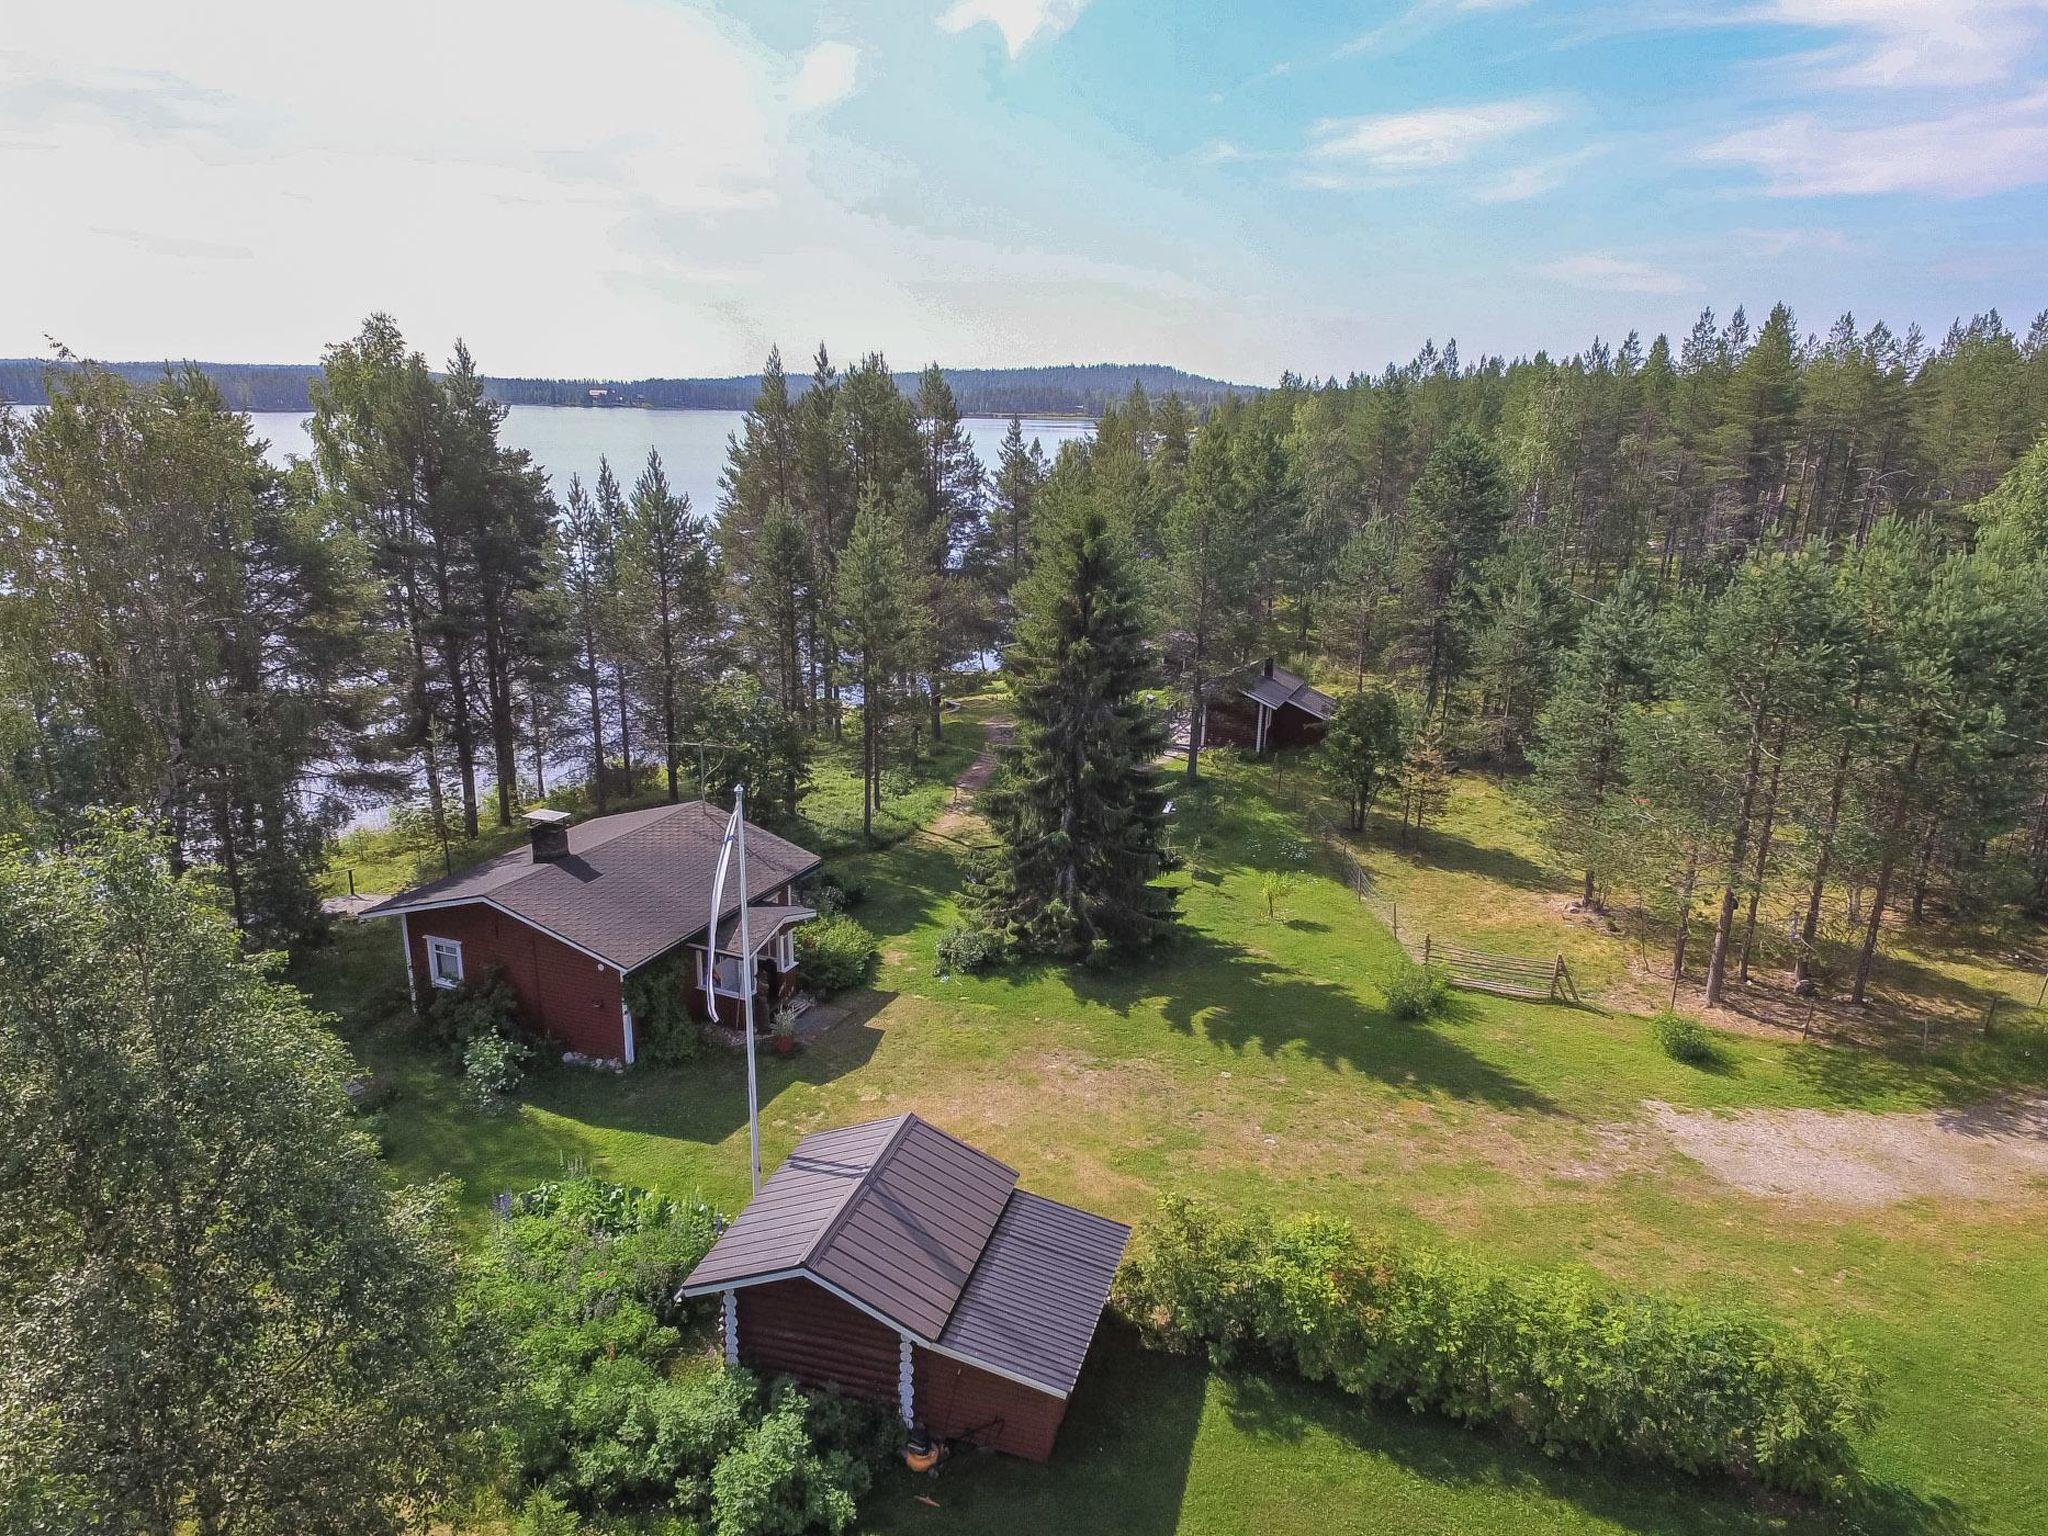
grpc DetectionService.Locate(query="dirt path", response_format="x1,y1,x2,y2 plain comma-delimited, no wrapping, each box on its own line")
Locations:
930,717,1011,839
1642,1092,2048,1205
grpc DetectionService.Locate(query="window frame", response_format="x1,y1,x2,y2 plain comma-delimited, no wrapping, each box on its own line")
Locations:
426,935,465,989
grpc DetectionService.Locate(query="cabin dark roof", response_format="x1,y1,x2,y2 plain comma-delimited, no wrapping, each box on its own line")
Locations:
935,1190,1130,1398
682,1114,1130,1397
1237,658,1337,720
362,800,818,972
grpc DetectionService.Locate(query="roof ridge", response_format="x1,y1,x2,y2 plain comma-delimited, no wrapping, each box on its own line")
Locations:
488,799,700,906
797,1112,918,1273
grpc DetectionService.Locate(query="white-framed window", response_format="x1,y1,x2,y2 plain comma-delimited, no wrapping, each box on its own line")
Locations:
706,952,748,997
426,935,465,989
773,931,796,969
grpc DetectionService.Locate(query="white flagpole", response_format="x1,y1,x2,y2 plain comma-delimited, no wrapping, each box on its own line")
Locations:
735,785,761,1195
706,789,762,1195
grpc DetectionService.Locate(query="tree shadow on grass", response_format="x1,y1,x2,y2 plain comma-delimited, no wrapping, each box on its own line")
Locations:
1050,931,1558,1114
1214,1365,1978,1536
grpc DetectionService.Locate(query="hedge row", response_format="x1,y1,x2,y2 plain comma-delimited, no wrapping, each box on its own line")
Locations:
1111,1196,1878,1496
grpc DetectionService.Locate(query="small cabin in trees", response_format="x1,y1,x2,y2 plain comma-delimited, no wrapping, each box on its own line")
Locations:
1203,657,1336,753
681,1115,1130,1463
364,802,819,1063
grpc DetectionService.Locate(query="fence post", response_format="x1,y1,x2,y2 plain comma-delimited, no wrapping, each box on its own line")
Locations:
1422,934,1431,968
1550,953,1563,1002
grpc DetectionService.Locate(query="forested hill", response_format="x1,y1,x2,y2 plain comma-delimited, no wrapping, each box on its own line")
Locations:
0,357,1252,417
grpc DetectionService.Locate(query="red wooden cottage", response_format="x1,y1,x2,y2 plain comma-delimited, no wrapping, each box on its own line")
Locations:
1202,657,1336,753
364,802,820,1064
681,1114,1130,1463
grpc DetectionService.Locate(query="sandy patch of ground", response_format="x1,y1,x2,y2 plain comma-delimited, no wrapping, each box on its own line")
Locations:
1644,1094,2048,1205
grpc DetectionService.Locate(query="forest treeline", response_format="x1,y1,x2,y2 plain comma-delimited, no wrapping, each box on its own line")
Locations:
0,356,1249,418
5,302,2048,1003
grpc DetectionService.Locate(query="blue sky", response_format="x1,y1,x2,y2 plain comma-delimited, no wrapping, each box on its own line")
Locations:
3,0,2045,382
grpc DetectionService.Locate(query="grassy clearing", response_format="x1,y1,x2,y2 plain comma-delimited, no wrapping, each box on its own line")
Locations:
289,729,2048,1536
1343,765,2048,1050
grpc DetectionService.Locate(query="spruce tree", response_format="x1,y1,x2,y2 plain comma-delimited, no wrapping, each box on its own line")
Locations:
978,495,1175,959
1529,568,1661,906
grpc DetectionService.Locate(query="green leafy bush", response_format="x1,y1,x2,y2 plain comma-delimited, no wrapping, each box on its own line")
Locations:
934,923,1003,975
805,870,868,917
463,1030,532,1112
625,953,704,1065
419,967,526,1053
1113,1195,1878,1495
470,1177,898,1532
1383,959,1451,1019
1652,1011,1725,1067
709,1385,880,1536
794,915,878,997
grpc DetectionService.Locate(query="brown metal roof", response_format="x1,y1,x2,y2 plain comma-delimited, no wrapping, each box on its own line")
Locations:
1237,659,1336,721
362,800,818,972
682,1115,1126,1395
684,1114,1017,1340
935,1190,1130,1397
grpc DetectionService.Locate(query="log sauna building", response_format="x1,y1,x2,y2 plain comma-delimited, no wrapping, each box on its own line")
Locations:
680,1114,1129,1463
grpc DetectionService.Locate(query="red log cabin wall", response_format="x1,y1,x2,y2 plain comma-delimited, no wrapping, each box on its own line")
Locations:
1202,693,1259,747
735,1279,900,1405
914,1347,1067,1463
405,903,625,1058
1267,706,1328,748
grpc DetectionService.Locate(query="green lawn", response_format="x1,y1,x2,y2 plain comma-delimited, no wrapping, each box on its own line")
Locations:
289,726,2048,1536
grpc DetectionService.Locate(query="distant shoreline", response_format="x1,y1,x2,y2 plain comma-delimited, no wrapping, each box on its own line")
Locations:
0,357,1253,419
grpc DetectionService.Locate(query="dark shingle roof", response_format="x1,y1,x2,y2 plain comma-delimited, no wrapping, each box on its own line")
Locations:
362,800,818,971
682,1115,1129,1396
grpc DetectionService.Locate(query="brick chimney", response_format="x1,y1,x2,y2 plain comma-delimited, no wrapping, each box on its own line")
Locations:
523,808,572,863
1262,657,1274,679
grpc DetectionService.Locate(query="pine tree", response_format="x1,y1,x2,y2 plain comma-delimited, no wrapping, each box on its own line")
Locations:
832,485,924,844
978,493,1175,959
912,363,985,741
620,451,713,803
1400,425,1509,710
1529,568,1661,905
1166,404,1259,781
560,475,612,813
984,415,1048,642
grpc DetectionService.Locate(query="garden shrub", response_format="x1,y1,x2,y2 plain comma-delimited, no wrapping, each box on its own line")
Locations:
934,923,1003,975
419,966,526,1054
794,915,878,997
463,1029,532,1112
1652,1011,1725,1067
470,1177,898,1533
1383,958,1451,1019
625,952,703,1065
804,870,868,916
1113,1195,1879,1496
708,1384,893,1536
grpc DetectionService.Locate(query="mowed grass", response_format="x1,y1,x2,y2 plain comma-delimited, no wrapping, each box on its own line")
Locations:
289,732,2048,1536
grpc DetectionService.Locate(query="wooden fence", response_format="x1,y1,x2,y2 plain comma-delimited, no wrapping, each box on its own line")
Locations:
1419,936,1579,1004
1301,787,1585,1008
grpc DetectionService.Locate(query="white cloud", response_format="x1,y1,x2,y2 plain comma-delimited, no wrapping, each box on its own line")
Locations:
1754,0,2048,89
1308,98,1562,172
1341,0,1535,58
1729,226,1851,257
935,0,1091,58
1474,146,1603,203
790,42,859,113
1698,88,2048,196
1543,254,1690,295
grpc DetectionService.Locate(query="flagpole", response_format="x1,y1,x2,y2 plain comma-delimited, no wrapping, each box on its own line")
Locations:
734,784,761,1194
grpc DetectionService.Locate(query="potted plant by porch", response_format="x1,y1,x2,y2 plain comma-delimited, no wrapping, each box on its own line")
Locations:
770,1005,799,1056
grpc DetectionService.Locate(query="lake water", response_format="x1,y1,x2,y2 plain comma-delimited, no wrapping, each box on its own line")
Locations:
248,405,1093,514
